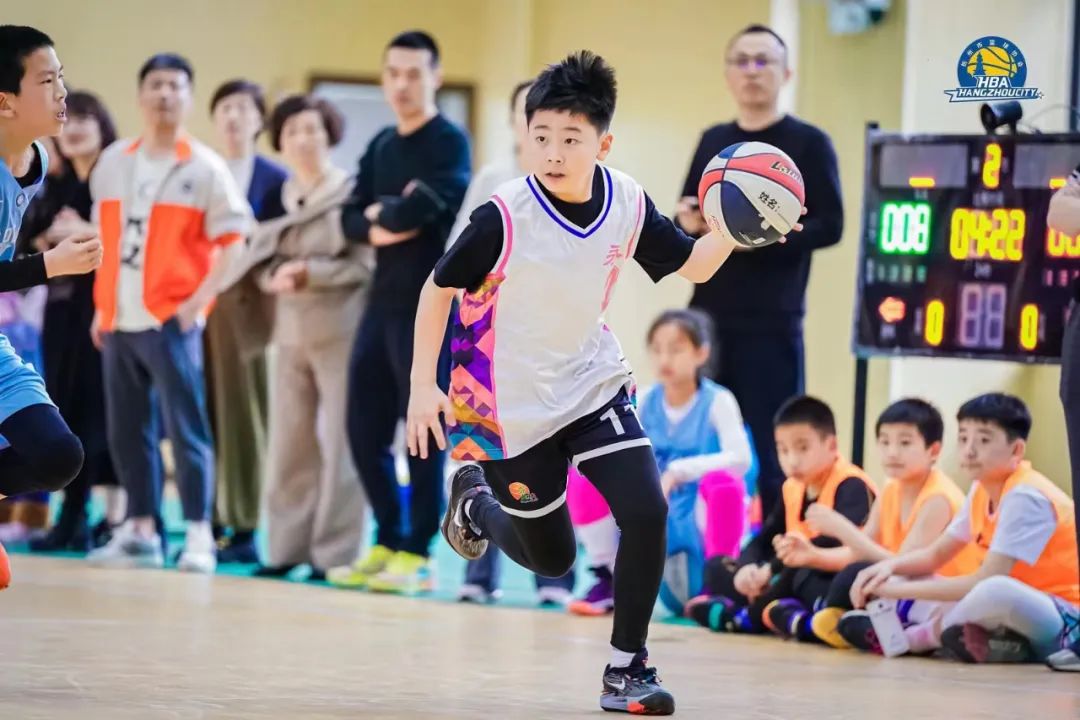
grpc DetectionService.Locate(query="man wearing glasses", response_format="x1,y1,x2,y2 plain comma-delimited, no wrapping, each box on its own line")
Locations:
674,24,844,519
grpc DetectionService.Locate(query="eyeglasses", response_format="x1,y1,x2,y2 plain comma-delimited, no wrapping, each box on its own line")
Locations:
726,55,781,70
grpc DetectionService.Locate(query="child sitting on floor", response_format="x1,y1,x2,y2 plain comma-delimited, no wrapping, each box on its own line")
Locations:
686,395,876,640
847,393,1079,663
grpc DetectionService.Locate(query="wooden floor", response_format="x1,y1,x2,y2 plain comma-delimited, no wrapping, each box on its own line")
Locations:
2,556,1077,720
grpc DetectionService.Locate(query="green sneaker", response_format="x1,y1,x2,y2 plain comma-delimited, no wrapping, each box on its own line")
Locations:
327,544,395,589
366,551,435,595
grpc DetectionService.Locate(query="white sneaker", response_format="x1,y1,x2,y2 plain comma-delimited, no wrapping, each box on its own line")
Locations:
86,523,163,569
457,583,502,604
177,523,217,574
537,586,574,607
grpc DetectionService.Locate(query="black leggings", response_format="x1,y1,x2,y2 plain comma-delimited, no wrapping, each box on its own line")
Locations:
470,393,667,654
822,561,873,610
0,404,84,497
702,555,836,633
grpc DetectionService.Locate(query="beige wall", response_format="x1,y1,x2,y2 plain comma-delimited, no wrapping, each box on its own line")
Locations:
795,1,906,487
11,0,497,153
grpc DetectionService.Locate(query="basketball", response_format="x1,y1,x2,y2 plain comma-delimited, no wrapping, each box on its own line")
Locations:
697,141,805,248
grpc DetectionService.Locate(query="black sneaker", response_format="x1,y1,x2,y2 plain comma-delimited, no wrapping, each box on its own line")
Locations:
441,465,492,561
940,623,1034,663
838,611,883,654
764,598,818,642
217,534,259,564
600,652,674,715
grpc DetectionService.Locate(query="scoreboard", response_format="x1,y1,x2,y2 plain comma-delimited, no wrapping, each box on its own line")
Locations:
853,130,1080,364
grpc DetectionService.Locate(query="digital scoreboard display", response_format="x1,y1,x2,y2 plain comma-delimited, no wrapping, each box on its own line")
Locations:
853,131,1080,363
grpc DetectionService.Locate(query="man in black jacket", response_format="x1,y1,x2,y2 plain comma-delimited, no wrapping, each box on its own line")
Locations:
331,30,470,594
676,24,843,518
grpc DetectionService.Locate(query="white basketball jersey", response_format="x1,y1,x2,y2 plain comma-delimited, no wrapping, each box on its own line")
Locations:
448,166,646,461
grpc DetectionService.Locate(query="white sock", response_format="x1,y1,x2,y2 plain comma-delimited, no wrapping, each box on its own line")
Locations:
577,514,619,571
609,647,637,669
105,487,127,526
461,499,474,526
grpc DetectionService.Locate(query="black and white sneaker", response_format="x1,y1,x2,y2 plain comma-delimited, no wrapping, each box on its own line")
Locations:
940,623,1034,664
441,465,492,561
600,652,675,715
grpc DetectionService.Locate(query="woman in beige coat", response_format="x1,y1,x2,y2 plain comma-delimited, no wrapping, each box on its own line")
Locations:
248,96,371,579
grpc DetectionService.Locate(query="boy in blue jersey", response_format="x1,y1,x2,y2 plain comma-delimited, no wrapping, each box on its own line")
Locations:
0,25,104,587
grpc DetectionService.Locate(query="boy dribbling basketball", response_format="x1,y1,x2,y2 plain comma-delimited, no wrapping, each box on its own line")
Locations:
406,51,802,715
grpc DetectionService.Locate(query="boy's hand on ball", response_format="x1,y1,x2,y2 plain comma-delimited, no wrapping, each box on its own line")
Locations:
779,207,808,243
676,196,707,235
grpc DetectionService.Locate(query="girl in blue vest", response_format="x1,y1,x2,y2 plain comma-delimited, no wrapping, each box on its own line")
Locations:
570,309,756,616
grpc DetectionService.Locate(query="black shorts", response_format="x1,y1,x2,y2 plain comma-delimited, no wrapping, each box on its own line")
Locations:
479,389,649,518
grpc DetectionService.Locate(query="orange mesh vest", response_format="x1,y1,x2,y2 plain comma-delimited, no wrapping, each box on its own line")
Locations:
877,470,980,577
969,462,1079,606
783,457,876,539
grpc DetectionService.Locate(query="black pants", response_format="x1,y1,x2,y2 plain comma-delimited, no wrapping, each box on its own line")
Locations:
702,555,834,633
708,328,804,518
1061,300,1080,579
468,391,667,654
41,276,117,526
822,561,873,610
346,303,450,557
0,404,83,497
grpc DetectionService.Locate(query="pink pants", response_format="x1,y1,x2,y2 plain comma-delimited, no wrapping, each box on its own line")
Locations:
566,467,745,559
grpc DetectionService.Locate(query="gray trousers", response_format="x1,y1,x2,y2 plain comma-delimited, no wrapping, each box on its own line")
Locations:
263,338,366,570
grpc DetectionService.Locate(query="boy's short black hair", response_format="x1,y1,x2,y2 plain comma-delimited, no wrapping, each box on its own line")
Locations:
525,50,617,133
876,398,944,445
727,23,789,59
775,395,836,437
386,30,440,66
210,79,267,120
0,25,54,95
267,94,344,153
957,393,1032,441
138,53,194,85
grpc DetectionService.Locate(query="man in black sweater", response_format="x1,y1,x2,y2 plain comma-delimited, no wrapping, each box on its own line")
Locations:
676,24,843,519
332,30,471,594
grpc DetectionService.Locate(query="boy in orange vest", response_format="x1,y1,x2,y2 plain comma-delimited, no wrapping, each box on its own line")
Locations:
783,398,980,648
686,396,876,638
849,393,1079,663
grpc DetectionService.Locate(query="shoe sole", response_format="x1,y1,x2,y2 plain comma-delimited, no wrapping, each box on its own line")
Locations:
941,624,1033,664
570,600,615,617
838,617,882,655
600,691,675,715
811,609,852,649
441,470,489,561
177,561,217,574
367,581,435,595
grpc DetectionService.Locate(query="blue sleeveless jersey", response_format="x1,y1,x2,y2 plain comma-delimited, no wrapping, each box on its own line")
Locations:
0,141,54,428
